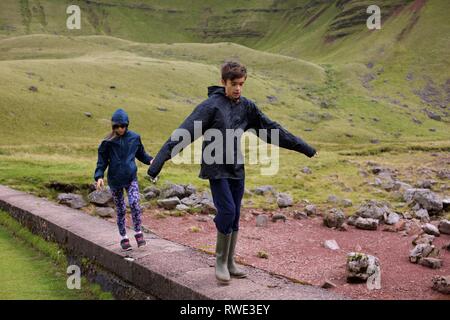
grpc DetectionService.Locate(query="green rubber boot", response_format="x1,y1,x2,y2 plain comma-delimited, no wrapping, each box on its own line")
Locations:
215,231,231,283
228,231,247,278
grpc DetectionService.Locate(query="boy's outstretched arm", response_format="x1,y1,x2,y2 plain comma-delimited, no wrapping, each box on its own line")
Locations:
135,136,153,165
94,140,109,181
148,102,213,178
247,101,317,158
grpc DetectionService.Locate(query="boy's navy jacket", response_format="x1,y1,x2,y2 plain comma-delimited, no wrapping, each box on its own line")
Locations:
148,86,316,180
94,109,153,190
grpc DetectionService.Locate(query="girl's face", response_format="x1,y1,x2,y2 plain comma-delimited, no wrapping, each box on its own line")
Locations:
113,124,127,136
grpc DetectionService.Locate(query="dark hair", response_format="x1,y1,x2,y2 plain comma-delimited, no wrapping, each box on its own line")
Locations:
221,61,247,81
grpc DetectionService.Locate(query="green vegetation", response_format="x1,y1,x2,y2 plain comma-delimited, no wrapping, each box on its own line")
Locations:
0,0,448,210
0,210,113,299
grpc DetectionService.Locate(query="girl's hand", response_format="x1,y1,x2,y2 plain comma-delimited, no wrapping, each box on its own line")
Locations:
150,158,154,165
96,178,105,191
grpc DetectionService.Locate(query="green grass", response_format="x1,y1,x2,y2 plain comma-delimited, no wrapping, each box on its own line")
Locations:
0,1,448,212
0,210,114,300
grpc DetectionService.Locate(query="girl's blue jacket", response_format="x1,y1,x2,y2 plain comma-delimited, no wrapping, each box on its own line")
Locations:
94,109,153,190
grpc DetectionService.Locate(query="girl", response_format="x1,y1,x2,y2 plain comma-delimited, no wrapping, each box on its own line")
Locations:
94,108,153,251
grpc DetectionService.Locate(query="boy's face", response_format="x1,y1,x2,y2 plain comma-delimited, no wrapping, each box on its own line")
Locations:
221,77,246,100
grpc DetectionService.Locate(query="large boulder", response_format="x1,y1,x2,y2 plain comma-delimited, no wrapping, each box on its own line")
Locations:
346,252,381,285
88,188,113,206
403,188,443,215
57,193,87,209
323,208,345,228
355,200,394,221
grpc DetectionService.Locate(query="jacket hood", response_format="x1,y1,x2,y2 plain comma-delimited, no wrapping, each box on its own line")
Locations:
111,108,129,125
207,86,226,97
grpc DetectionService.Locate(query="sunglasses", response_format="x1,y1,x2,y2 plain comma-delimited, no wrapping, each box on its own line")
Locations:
112,124,127,129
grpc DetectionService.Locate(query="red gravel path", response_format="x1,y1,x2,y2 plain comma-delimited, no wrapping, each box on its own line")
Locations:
137,207,450,300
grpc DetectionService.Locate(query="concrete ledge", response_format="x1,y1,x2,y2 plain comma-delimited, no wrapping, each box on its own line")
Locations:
0,185,347,300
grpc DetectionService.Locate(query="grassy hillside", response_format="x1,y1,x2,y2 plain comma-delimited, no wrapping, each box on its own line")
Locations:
0,0,448,209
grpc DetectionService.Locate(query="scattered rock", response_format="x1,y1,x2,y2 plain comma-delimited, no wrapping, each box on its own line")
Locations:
266,95,278,103
57,193,87,209
305,204,317,216
416,179,436,189
276,192,293,208
175,204,190,211
384,212,400,225
95,207,115,218
28,85,38,92
200,201,217,215
143,186,160,200
272,213,287,222
252,185,276,196
355,217,379,230
157,197,181,210
324,240,340,251
84,112,92,118
256,214,269,227
432,276,450,294
405,219,423,236
88,189,113,207
347,215,358,226
321,280,337,289
323,208,345,228
341,199,353,207
419,257,442,269
438,219,450,235
301,167,312,174
422,223,440,237
355,200,394,221
409,243,439,263
413,208,430,222
346,252,381,284
394,219,407,232
403,188,443,215
412,234,435,246
327,195,339,203
293,211,308,220
160,184,187,199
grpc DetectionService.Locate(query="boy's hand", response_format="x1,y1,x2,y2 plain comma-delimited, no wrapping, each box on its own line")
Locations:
313,151,319,158
146,175,159,184
96,178,104,191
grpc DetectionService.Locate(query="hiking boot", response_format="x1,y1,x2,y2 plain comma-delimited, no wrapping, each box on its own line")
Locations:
134,232,146,247
120,238,132,251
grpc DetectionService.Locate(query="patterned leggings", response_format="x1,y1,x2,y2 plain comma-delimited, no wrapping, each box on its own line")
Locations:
111,179,142,237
